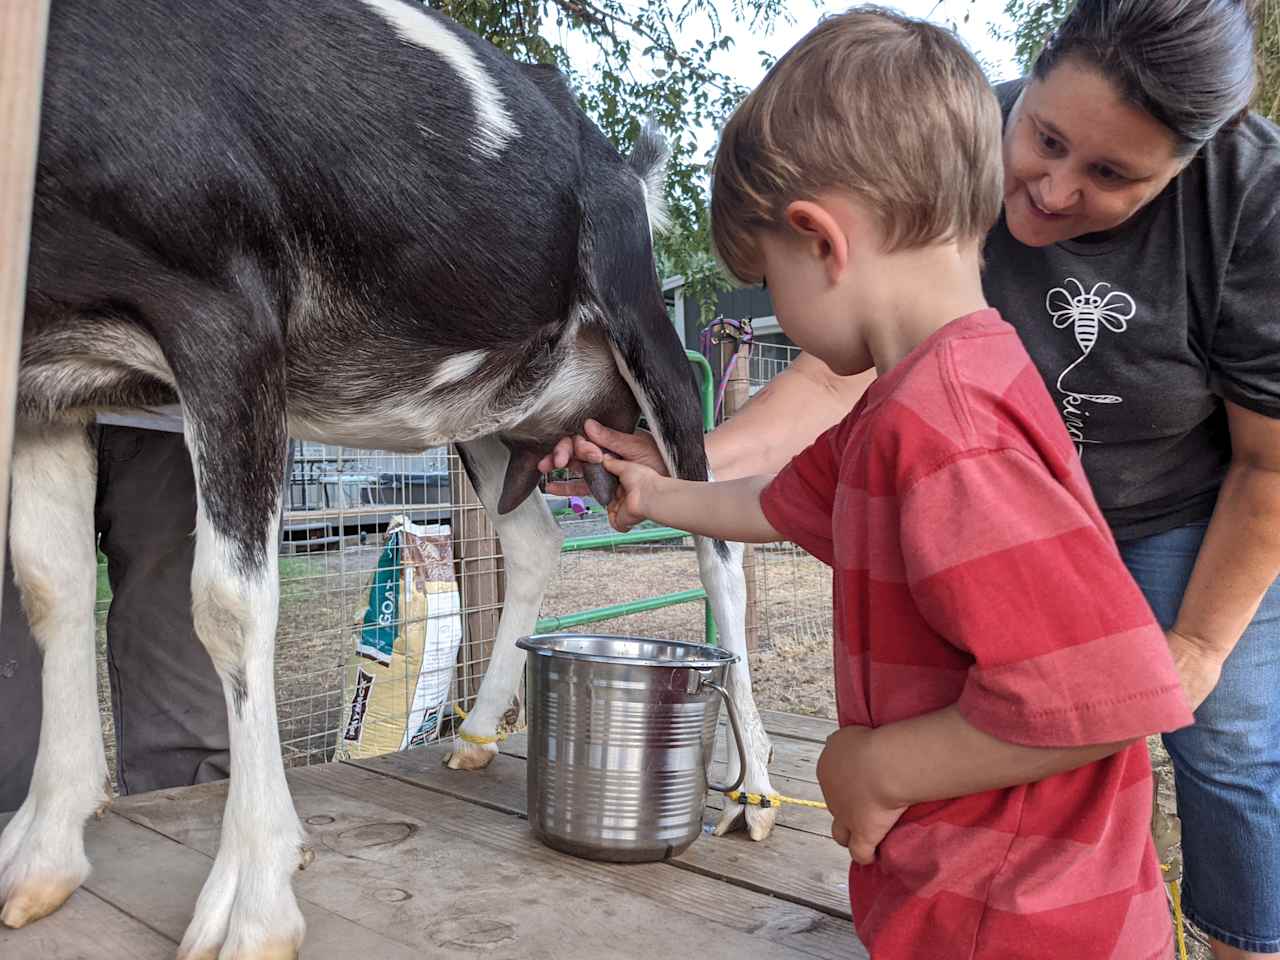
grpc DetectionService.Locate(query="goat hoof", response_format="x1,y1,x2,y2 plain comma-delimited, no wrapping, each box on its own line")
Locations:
445,740,498,770
713,799,779,842
178,908,303,960
298,846,315,871
0,876,81,928
177,836,305,960
178,944,297,960
0,805,93,929
745,803,779,842
713,801,747,837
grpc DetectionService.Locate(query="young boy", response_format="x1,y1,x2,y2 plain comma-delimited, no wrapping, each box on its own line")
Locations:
602,8,1192,959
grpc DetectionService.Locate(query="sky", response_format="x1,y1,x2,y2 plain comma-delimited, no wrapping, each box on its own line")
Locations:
712,0,1019,87
551,0,1020,158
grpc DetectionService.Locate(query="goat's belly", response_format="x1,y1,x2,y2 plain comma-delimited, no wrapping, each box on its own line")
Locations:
287,336,630,454
286,399,497,453
286,383,574,452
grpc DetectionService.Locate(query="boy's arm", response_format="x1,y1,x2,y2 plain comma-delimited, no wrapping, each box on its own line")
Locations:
870,705,1127,805
818,707,1129,864
708,356,875,480
602,457,783,544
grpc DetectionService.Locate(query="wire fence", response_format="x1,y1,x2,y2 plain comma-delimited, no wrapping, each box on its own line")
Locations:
92,443,711,783
90,335,833,785
715,337,835,661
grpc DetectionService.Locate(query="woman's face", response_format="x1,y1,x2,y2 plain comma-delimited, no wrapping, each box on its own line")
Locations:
1003,59,1189,247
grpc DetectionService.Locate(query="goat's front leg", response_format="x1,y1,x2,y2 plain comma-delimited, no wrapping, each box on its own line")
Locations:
445,437,564,770
175,403,307,960
696,536,780,842
0,420,108,928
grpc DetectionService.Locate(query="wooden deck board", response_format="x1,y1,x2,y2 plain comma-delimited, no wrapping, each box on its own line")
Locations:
0,883,177,959
2,710,864,959
756,710,838,746
350,744,853,921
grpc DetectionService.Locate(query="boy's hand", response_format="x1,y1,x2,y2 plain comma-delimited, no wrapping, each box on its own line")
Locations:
601,456,664,532
817,725,908,865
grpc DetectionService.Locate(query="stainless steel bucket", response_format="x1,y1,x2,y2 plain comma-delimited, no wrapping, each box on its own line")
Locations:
516,633,747,862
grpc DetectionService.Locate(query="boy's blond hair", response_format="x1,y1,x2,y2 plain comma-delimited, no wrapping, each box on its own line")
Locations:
711,6,1003,283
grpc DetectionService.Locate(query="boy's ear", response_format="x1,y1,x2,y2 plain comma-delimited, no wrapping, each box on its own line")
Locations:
783,200,849,281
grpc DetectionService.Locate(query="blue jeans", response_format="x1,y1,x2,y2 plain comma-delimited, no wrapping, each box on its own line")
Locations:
1121,523,1280,954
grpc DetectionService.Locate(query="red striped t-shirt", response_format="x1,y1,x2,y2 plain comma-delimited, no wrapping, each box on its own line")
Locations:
760,309,1193,960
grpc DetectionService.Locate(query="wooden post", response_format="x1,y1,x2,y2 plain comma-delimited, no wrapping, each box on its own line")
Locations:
448,447,507,712
721,342,761,653
0,1,53,631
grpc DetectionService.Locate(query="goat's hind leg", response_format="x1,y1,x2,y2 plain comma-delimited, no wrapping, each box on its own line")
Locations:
0,419,108,928
174,401,307,960
696,536,779,842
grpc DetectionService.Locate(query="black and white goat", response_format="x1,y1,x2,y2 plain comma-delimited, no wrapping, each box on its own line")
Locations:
2,0,780,955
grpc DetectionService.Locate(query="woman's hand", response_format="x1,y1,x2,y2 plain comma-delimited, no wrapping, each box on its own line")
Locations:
817,725,908,865
537,420,668,497
1166,628,1225,711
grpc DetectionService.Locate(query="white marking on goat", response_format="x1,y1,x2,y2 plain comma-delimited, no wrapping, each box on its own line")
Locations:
516,328,615,430
18,323,176,421
288,382,501,452
360,0,517,159
96,323,175,386
632,125,670,239
290,322,611,451
636,171,669,239
606,341,675,469
429,348,488,390
0,420,107,929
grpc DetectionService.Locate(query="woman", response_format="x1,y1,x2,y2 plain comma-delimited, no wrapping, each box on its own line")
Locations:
544,1,1280,956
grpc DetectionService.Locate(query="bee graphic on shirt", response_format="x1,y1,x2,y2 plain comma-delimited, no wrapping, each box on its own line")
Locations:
1045,278,1136,455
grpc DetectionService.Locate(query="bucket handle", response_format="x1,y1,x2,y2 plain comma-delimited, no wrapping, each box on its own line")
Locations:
696,672,747,795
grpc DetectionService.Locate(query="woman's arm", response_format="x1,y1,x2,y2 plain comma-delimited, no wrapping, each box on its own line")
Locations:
1169,401,1280,708
705,354,874,480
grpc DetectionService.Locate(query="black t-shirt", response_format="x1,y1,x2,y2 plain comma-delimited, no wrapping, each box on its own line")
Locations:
983,79,1280,541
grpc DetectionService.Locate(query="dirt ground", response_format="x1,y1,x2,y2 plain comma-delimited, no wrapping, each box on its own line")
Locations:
92,532,1208,956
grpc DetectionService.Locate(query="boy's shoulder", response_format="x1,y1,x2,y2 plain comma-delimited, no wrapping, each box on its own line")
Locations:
868,309,1061,477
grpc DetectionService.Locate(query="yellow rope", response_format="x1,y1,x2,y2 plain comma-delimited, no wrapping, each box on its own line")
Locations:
723,788,829,810
1162,864,1189,960
1171,881,1189,960
451,703,506,746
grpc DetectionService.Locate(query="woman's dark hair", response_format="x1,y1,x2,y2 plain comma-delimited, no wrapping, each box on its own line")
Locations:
1033,0,1257,154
